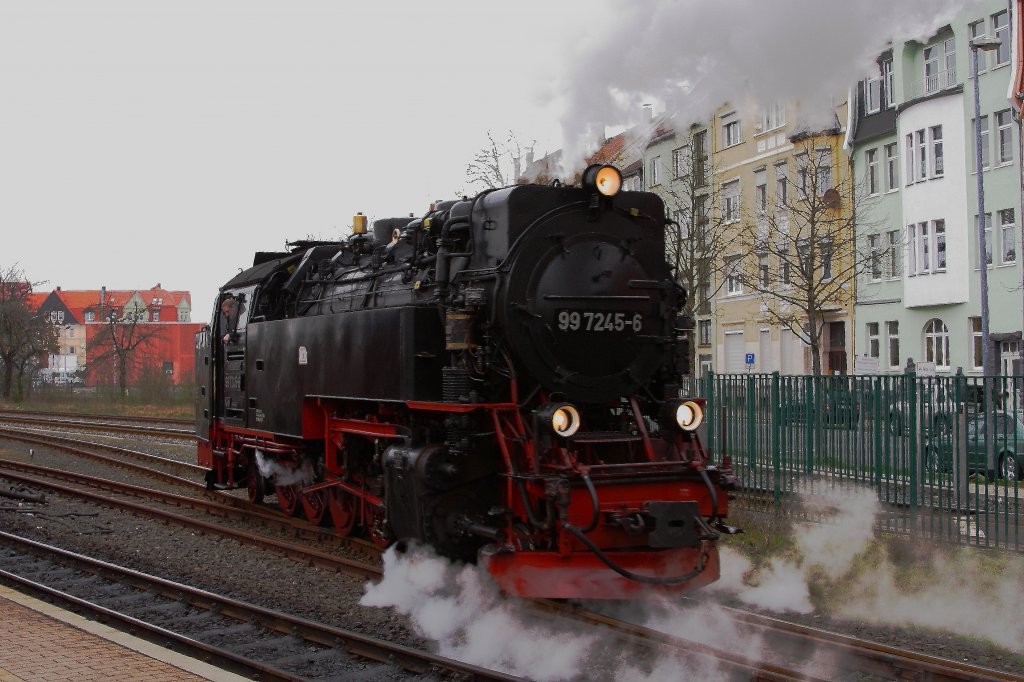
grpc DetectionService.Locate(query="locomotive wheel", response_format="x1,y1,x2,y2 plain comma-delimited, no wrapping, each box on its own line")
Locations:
276,483,301,517
327,488,357,537
247,468,267,504
300,488,329,526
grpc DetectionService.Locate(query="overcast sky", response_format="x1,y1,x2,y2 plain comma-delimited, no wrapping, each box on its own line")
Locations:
0,0,598,318
1,1,973,320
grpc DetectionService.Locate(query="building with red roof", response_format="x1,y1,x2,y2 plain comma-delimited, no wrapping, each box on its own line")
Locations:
33,284,201,388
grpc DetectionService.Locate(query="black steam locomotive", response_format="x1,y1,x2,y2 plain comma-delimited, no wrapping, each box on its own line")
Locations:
196,165,735,599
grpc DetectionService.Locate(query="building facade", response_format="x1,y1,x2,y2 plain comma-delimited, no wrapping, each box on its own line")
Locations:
850,0,1023,377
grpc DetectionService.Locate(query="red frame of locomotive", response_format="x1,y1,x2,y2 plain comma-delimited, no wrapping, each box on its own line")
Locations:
200,378,726,599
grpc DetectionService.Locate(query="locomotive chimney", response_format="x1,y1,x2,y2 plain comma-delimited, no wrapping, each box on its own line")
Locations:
642,103,653,123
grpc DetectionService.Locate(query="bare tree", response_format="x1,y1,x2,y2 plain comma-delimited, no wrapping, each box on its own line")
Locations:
87,304,161,398
0,265,56,399
659,127,733,370
730,133,875,374
464,130,532,191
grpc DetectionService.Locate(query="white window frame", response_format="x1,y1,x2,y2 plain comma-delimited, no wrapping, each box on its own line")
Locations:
723,116,740,147
905,134,915,185
970,20,987,73
924,318,950,370
726,255,743,295
916,130,927,182
866,148,879,195
930,126,943,177
882,58,894,108
970,317,983,371
672,147,686,178
887,230,900,279
994,10,1010,66
976,115,990,170
999,208,1016,263
649,156,661,186
885,143,898,191
976,213,993,267
997,110,1013,165
865,77,882,114
867,322,880,358
933,219,946,272
886,321,900,370
868,234,882,281
722,179,740,222
760,102,785,132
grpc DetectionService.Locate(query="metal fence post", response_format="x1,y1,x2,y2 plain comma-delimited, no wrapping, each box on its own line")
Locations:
772,371,781,506
908,366,919,511
706,370,716,456
805,374,814,474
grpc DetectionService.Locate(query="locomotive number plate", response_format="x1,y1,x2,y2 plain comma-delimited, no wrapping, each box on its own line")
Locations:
556,310,642,333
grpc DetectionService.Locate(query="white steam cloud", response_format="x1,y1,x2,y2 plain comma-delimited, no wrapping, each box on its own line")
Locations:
555,0,983,172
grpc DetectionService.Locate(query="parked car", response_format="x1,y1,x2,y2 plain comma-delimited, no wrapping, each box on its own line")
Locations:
924,411,1024,481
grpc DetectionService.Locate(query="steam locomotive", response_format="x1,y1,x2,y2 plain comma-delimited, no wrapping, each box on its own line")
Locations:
195,164,736,599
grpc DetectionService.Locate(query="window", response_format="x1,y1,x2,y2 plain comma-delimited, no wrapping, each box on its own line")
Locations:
649,156,661,186
775,163,788,207
867,322,880,358
886,321,900,369
975,115,990,170
943,38,956,84
970,20,987,72
934,220,946,271
760,102,785,131
869,234,882,280
726,256,743,294
693,131,708,187
916,130,927,181
698,319,711,346
885,143,898,191
971,317,983,370
866,148,879,195
85,311,95,322
997,110,1013,164
723,117,740,147
887,230,900,278
777,239,791,285
905,134,915,185
722,179,740,221
930,126,943,176
672,147,685,178
698,278,711,314
918,221,930,272
152,310,160,322
68,329,75,338
999,208,1016,263
882,58,894,108
816,149,832,192
976,213,993,266
796,154,808,198
821,240,834,280
754,169,767,214
908,224,918,275
865,76,882,114
924,44,939,93
924,318,950,369
994,10,1010,66
759,254,769,287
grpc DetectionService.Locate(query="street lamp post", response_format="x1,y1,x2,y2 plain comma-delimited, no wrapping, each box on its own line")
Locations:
970,35,1002,378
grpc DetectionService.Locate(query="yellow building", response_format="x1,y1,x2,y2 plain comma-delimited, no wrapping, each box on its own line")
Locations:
709,100,856,375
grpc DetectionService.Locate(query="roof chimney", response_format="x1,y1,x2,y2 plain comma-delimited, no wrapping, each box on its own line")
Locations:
100,286,106,308
642,103,653,123
56,286,61,292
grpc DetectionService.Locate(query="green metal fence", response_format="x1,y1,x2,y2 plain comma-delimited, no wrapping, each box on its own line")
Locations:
701,371,1024,551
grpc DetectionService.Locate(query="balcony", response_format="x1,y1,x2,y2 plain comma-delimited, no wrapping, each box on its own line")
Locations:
909,68,958,100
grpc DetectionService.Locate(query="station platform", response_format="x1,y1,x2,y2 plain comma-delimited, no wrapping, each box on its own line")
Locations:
0,584,247,682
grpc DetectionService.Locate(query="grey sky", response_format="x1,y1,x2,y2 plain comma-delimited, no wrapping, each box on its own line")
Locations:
0,1,594,318
1,1,979,319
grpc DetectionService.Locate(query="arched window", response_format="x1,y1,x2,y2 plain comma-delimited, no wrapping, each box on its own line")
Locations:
923,318,949,369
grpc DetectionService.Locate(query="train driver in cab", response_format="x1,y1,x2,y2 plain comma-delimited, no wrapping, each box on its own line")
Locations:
219,295,244,344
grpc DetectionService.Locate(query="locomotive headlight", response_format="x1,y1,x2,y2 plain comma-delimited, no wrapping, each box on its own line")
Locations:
664,399,704,432
537,402,581,438
582,164,622,197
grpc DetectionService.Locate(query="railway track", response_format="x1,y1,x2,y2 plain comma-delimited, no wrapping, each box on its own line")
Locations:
0,408,192,428
0,412,195,440
0,530,523,682
3,420,1018,681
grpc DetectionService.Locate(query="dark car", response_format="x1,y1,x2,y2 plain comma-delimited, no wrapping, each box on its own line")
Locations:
924,411,1024,480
